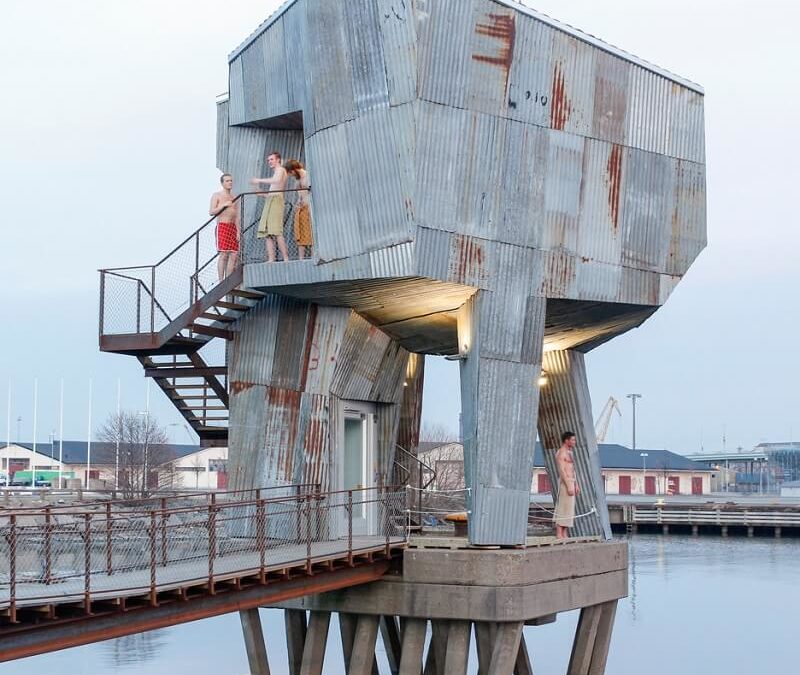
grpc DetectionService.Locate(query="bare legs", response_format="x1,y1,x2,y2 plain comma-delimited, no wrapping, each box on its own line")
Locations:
265,235,290,262
556,524,569,540
217,251,240,281
298,245,307,260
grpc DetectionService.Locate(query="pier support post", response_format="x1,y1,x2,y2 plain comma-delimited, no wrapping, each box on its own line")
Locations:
458,293,546,545
475,622,496,674
588,600,618,675
300,611,330,675
444,620,471,675
380,616,403,675
537,350,612,539
662,525,669,535
568,605,602,675
240,609,271,675
691,525,699,536
514,633,534,675
488,622,524,675
398,618,426,675
721,526,728,538
350,615,381,675
775,527,782,539
285,609,307,675
747,526,754,538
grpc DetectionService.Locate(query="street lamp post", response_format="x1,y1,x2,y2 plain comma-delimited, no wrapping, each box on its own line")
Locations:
627,394,642,450
640,452,649,495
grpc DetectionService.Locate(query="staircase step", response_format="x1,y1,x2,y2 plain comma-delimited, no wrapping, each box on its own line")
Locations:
230,289,266,300
199,313,237,323
145,366,227,378
180,405,228,411
191,324,234,340
214,300,251,311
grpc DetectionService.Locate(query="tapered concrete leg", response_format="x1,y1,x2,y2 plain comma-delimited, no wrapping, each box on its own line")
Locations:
488,622,524,675
240,609,271,675
300,611,331,675
444,620,471,675
514,632,534,675
285,609,308,675
458,292,546,545
399,618,427,675
340,613,357,673
537,350,612,539
588,600,618,675
567,605,603,675
423,621,448,675
349,615,381,675
475,622,496,675
381,616,403,675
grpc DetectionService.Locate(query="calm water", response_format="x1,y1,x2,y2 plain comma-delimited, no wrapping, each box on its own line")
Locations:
4,535,798,674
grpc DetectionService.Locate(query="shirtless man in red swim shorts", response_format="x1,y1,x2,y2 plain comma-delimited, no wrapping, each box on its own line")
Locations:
209,173,240,280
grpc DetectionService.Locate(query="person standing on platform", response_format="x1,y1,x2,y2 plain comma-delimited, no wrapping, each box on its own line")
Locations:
554,431,580,539
285,159,312,260
209,173,240,281
251,151,289,262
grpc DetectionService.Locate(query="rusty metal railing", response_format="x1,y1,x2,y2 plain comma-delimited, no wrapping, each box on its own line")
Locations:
0,485,406,620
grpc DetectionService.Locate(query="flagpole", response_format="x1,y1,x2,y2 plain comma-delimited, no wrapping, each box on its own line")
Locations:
32,378,38,488
87,378,93,488
115,378,121,489
4,381,10,487
58,379,64,489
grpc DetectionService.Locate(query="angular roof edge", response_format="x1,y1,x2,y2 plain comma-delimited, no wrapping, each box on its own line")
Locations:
227,0,704,95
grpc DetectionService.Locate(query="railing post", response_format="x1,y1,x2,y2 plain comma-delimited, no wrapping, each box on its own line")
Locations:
257,498,266,584
305,495,313,575
150,266,156,334
99,272,106,337
160,497,168,566
208,504,217,595
149,511,158,607
9,515,17,623
384,487,391,557
44,507,52,585
84,513,92,614
295,485,302,544
347,490,354,567
106,502,113,575
136,281,142,333
194,234,200,302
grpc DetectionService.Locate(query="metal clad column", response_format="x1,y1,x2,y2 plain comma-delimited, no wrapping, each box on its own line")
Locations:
458,292,546,546
537,350,611,538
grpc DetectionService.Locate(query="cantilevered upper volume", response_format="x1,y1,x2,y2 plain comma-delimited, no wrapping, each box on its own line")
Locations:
218,0,706,355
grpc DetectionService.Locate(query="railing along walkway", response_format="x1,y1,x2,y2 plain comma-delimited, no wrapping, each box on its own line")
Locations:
0,485,406,622
632,506,800,526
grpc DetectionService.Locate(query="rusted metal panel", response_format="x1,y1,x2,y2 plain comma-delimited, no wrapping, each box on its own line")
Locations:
294,393,330,487
371,343,409,403
229,296,279,386
344,0,390,113
271,297,314,390
666,159,706,276
331,315,393,401
466,1,517,118
216,100,229,172
549,30,596,136
303,306,351,397
369,242,416,279
228,384,268,492
377,0,417,106
228,57,245,126
262,386,302,485
537,349,611,539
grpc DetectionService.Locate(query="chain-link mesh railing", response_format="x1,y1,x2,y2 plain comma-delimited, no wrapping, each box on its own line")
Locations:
99,190,313,338
0,485,405,617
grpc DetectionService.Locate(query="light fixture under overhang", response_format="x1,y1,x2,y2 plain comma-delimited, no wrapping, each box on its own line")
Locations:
537,370,549,387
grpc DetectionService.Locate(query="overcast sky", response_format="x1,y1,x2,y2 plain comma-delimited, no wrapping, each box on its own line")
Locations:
1,0,797,453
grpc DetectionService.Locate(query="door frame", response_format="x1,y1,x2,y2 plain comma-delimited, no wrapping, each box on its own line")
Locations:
337,400,378,536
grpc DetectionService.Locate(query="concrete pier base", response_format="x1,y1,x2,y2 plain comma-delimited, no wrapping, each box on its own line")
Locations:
258,541,627,675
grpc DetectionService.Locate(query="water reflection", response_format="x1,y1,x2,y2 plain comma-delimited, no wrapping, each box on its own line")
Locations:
102,629,167,669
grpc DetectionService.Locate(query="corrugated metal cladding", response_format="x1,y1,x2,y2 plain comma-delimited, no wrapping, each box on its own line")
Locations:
537,349,611,539
216,101,229,171
227,293,411,492
458,291,548,545
415,0,704,162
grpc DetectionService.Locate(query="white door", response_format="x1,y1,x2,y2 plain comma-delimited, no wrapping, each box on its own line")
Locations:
340,401,377,537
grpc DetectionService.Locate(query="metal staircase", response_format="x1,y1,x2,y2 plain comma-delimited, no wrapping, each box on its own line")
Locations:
98,193,279,446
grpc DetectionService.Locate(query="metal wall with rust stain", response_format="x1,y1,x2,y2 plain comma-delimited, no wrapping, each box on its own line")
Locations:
228,294,412,492
537,349,611,539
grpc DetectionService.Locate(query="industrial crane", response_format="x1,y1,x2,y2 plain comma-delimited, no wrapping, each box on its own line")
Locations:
595,396,622,443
